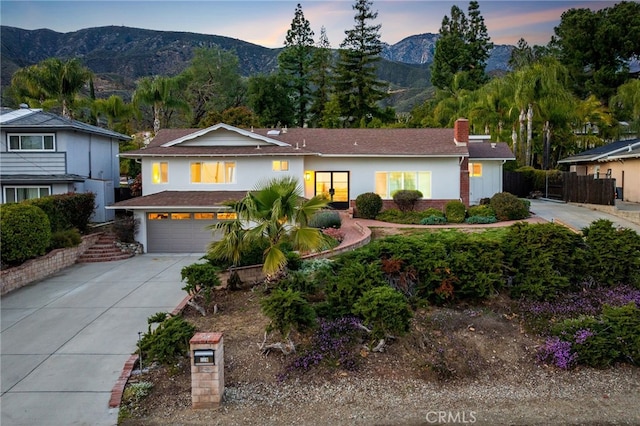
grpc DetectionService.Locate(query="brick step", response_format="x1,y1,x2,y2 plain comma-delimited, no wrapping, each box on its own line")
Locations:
78,253,134,262
77,234,135,263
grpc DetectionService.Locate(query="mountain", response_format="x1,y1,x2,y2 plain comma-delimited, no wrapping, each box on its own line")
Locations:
0,25,513,112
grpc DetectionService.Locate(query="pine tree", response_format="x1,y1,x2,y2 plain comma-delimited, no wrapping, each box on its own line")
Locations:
333,0,387,127
308,26,333,127
431,1,493,92
278,3,314,127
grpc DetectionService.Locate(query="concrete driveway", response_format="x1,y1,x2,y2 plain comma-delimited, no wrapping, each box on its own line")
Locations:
1,254,201,426
528,199,640,234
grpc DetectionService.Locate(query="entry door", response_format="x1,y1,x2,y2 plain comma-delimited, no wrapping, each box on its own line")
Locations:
315,171,349,209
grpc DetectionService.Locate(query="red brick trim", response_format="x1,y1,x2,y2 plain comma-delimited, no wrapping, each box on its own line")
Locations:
109,354,138,408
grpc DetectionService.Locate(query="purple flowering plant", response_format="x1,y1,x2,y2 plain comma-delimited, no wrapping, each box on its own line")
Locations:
537,336,577,370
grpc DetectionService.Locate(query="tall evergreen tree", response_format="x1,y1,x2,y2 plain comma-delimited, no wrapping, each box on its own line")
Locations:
278,3,315,127
333,0,387,127
430,1,493,92
308,26,333,128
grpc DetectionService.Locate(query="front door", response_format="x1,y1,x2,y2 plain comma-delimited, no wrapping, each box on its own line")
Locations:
315,171,349,210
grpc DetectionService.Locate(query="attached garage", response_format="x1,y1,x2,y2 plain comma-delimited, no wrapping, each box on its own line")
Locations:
146,212,224,253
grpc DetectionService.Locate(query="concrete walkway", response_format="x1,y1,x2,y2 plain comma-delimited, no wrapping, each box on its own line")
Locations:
1,254,200,426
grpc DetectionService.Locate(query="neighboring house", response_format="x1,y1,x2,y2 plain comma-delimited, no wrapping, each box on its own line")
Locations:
111,119,514,253
558,138,640,203
0,107,131,222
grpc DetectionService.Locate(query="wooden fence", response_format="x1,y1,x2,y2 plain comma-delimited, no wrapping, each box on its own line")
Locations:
503,171,615,205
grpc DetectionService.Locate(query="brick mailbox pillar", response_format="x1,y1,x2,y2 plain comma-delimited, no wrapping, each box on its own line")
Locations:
189,332,224,409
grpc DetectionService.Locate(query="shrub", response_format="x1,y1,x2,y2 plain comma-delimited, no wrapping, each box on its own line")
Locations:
551,303,640,367
49,228,82,249
445,200,466,223
280,317,365,380
308,210,342,229
467,205,495,218
180,263,221,306
582,219,640,287
502,222,587,300
465,215,497,224
353,286,413,340
260,288,317,338
28,192,95,233
137,314,195,366
0,203,51,266
285,250,302,271
420,215,448,225
113,214,140,243
490,192,530,221
355,192,382,219
392,189,423,212
536,336,576,370
325,261,387,317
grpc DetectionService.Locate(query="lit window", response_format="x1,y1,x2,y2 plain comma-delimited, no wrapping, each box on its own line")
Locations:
191,161,236,183
8,134,55,151
151,162,168,184
217,212,238,220
148,213,169,220
375,171,431,199
194,213,216,220
272,160,289,171
469,163,482,177
171,213,191,220
4,186,51,203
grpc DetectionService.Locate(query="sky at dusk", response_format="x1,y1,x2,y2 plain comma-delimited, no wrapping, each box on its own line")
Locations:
1,0,614,48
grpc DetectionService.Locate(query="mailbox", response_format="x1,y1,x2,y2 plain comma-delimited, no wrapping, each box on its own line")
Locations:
193,349,215,365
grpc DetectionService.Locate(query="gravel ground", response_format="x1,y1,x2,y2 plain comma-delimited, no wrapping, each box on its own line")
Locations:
120,290,640,426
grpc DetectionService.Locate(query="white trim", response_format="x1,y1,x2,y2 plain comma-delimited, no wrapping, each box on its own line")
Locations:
7,133,56,152
161,123,291,147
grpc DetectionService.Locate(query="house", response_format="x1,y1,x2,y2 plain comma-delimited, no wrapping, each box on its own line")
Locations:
558,138,640,203
467,135,515,205
110,118,514,253
0,107,131,222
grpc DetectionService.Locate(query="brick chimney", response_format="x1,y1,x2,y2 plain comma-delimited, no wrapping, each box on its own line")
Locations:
454,118,469,146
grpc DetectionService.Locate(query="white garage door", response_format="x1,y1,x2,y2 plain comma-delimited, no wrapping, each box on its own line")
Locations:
146,212,223,253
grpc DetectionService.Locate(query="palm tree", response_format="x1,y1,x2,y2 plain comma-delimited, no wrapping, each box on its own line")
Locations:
11,57,92,118
92,95,135,134
208,176,329,275
132,76,189,133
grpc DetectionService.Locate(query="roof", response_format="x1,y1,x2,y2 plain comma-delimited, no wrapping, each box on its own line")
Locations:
0,108,131,141
121,125,469,158
558,139,640,164
467,142,515,160
607,145,640,160
109,190,248,210
0,174,85,184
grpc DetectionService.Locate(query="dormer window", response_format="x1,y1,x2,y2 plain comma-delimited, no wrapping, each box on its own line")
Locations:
8,134,55,151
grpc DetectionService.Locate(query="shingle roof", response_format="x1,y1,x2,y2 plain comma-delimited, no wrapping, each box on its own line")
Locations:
558,139,640,163
109,191,248,209
467,142,515,160
122,126,468,158
0,174,85,184
0,108,131,141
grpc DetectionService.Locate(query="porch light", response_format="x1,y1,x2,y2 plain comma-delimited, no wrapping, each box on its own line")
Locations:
304,171,311,181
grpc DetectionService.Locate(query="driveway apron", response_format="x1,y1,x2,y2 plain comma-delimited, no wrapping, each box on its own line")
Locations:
1,254,201,426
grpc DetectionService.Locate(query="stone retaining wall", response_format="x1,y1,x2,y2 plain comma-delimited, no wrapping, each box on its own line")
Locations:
0,233,102,296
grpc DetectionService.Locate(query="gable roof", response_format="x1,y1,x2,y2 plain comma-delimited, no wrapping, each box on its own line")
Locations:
558,139,640,164
0,108,131,141
122,124,468,158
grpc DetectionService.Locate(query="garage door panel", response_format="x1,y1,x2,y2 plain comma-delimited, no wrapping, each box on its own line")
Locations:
147,216,219,253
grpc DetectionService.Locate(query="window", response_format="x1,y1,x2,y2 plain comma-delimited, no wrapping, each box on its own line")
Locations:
151,162,168,184
148,213,169,220
194,213,215,220
8,134,55,151
217,212,238,220
191,161,236,183
469,163,482,177
272,160,289,172
4,186,51,203
170,213,191,220
375,171,431,199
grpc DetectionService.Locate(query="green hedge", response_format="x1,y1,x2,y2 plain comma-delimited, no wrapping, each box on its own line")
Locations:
0,203,51,266
27,192,95,233
355,192,382,219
